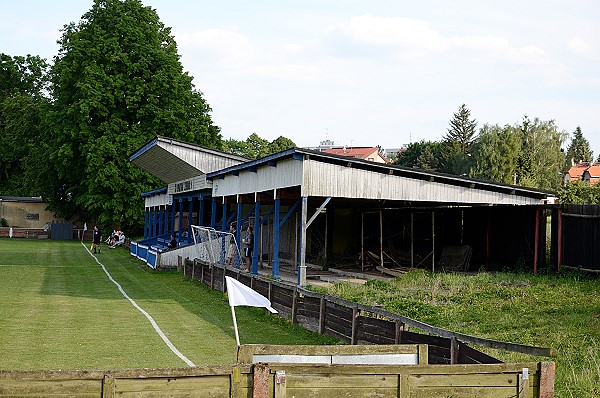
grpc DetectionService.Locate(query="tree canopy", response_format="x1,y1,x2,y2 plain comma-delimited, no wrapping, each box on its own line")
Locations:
564,126,593,166
515,116,566,191
470,124,521,185
440,103,477,175
42,0,221,229
223,133,296,159
0,54,49,195
395,140,440,171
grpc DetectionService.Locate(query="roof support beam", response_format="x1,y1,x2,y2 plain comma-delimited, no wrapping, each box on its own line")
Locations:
307,197,332,228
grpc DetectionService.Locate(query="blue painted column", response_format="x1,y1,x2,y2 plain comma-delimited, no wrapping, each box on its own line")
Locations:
170,201,176,235
143,210,148,239
188,198,194,241
178,199,184,239
222,202,228,232
236,202,243,241
272,198,281,278
164,208,170,235
252,200,261,275
149,208,155,237
210,197,217,228
199,196,205,226
158,208,164,237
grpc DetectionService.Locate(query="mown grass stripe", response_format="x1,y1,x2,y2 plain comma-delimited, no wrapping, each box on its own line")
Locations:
80,241,196,367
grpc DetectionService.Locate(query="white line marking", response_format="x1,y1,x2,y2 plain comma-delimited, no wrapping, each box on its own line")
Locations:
81,242,195,367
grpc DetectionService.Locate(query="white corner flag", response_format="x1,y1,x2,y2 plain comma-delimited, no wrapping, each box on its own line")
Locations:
225,276,277,346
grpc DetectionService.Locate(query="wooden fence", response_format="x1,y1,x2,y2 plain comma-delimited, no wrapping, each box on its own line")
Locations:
560,204,600,271
0,353,555,398
184,258,555,364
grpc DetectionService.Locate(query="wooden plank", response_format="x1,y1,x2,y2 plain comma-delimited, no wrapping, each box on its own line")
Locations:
0,379,101,396
285,373,398,388
460,343,503,364
408,373,521,387
113,375,231,392
408,386,525,398
286,386,398,398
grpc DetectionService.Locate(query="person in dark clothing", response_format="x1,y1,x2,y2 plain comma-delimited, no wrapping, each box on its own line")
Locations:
167,235,177,250
243,226,254,272
91,226,102,254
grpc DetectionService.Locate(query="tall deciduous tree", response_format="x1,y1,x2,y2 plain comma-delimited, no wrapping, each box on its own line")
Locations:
395,140,441,171
564,126,593,166
0,54,49,195
44,0,221,228
470,124,521,184
440,104,477,175
223,133,296,159
516,116,567,190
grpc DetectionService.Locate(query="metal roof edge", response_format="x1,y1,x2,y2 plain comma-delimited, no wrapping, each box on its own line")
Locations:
129,135,251,163
207,147,299,178
141,186,168,198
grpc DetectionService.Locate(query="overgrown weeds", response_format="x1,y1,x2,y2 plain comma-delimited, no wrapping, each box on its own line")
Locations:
320,270,600,398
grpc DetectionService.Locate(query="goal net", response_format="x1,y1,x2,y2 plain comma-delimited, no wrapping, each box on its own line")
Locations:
191,225,242,269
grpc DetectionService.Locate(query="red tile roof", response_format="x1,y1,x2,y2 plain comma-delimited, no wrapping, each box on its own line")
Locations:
563,162,600,186
322,147,389,163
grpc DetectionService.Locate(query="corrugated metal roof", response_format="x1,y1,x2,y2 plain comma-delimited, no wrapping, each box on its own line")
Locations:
130,136,249,184
208,147,555,201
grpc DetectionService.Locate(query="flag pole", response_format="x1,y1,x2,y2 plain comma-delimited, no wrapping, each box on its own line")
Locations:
230,305,241,347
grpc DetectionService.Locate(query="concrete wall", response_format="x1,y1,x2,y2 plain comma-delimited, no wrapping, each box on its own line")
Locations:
0,200,64,228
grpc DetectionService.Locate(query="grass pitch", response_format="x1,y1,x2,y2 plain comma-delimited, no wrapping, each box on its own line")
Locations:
0,239,336,370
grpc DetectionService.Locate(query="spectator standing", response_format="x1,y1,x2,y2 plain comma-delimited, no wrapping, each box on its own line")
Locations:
242,226,254,272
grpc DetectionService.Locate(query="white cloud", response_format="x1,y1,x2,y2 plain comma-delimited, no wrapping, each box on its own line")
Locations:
567,36,596,59
174,28,252,66
327,13,448,59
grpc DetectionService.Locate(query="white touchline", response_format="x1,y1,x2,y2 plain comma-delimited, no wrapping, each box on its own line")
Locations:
81,242,195,367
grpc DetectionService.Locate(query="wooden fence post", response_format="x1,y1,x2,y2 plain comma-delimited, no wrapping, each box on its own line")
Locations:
450,337,459,364
291,286,297,324
102,373,114,398
230,366,242,398
351,306,359,345
274,370,286,398
518,367,529,398
319,296,326,334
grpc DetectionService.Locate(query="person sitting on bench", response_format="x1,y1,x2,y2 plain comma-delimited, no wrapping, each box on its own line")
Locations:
109,231,126,248
167,235,177,250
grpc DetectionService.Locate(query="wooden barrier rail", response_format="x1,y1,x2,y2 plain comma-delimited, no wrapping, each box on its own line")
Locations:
184,258,556,364
0,357,555,397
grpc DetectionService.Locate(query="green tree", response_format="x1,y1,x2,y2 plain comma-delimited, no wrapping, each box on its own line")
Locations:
395,140,441,171
223,133,296,159
515,116,566,190
470,124,521,184
0,54,49,195
440,104,477,175
558,180,600,204
564,126,593,167
269,136,296,153
44,0,221,229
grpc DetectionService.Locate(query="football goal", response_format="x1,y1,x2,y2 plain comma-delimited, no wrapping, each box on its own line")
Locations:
191,225,242,269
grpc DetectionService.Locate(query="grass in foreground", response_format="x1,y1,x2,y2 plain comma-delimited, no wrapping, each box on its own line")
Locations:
0,239,337,370
314,270,600,398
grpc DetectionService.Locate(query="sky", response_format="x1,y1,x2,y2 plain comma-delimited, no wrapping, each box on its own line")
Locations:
2,1,599,154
